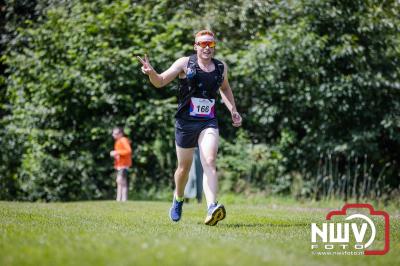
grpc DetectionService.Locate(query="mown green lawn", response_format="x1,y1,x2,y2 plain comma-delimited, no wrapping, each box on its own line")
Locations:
0,198,399,266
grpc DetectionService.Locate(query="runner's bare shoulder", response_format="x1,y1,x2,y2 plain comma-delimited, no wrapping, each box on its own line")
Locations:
176,57,190,78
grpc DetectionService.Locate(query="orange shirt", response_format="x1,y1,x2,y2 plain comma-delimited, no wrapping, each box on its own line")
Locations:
114,137,132,169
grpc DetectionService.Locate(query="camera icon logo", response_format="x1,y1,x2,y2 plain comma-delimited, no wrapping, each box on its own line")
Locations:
311,203,390,255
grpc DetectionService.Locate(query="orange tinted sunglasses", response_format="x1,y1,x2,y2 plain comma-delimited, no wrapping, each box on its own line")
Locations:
196,41,216,48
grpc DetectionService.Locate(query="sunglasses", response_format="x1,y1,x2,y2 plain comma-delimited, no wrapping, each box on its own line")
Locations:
196,41,216,48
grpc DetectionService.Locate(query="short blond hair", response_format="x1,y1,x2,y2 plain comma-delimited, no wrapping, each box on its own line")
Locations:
195,30,215,39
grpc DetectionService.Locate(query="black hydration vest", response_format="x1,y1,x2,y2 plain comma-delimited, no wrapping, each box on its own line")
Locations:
175,54,224,120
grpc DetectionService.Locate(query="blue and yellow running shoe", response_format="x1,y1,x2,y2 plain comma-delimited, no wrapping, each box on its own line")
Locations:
204,202,226,226
169,197,184,222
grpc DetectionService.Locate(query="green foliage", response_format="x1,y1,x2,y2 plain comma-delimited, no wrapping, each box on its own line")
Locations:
2,0,194,200
1,0,399,201
218,129,288,195
230,0,400,188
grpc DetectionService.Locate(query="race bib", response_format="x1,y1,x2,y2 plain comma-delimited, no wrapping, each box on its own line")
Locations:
189,97,215,118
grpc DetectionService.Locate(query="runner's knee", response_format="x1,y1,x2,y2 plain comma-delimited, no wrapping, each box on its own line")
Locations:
175,165,191,177
202,155,216,169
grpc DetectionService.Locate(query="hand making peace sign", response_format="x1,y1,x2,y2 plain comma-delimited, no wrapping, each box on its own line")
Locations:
137,54,155,75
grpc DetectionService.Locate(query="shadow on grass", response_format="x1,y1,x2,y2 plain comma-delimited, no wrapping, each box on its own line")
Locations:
217,222,310,228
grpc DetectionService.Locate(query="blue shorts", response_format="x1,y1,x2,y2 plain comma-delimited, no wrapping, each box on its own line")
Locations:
175,118,218,148
116,168,129,184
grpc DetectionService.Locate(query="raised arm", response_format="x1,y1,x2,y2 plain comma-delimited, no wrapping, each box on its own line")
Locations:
137,55,188,88
219,61,242,127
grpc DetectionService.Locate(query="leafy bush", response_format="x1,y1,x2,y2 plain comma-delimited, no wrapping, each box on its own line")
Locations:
231,0,400,192
218,129,288,195
2,0,193,200
1,0,399,201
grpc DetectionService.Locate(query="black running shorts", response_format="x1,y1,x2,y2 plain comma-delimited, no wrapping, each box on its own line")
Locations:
175,118,218,148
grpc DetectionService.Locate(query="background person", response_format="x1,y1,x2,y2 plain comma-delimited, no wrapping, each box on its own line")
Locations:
110,127,132,202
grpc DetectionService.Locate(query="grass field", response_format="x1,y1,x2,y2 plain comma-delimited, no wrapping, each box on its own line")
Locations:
0,197,399,266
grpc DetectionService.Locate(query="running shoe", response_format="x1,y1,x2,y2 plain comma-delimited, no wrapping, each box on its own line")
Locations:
204,202,226,226
169,197,184,222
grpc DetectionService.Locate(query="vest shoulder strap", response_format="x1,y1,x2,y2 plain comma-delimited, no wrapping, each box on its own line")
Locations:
188,54,197,67
212,58,225,87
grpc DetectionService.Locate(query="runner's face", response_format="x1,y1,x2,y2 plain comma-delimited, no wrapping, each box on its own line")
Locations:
195,35,215,60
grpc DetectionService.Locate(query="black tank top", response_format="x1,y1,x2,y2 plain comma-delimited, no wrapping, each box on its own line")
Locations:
175,57,222,121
